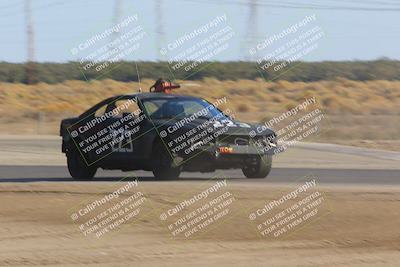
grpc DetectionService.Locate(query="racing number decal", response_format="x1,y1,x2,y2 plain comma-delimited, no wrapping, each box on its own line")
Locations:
111,130,134,152
221,119,236,127
213,119,236,128
237,122,251,128
212,120,224,128
213,120,251,128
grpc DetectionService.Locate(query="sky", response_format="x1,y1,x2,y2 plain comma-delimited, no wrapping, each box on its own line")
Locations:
0,0,399,63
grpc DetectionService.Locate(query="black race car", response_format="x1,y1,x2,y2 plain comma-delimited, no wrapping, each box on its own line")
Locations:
60,89,280,180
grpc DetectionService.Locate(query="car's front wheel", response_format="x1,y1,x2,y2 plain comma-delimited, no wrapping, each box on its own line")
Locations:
152,141,181,180
242,154,272,179
67,150,97,180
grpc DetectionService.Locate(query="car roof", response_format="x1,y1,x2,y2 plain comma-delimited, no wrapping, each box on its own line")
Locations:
79,92,203,118
114,92,201,101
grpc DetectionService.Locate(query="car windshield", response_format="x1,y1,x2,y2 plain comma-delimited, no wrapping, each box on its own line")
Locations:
142,97,227,120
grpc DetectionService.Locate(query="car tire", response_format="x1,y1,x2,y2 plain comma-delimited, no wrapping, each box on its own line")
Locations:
152,141,181,180
67,150,97,180
242,154,272,179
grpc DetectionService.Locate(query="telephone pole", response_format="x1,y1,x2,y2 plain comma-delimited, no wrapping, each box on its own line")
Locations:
155,0,165,60
112,0,122,42
25,0,35,84
244,0,258,60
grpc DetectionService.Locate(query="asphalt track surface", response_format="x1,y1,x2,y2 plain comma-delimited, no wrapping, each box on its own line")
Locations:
0,136,399,185
0,165,399,185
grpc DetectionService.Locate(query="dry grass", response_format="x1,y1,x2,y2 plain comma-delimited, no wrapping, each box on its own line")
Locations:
1,78,399,118
0,79,399,146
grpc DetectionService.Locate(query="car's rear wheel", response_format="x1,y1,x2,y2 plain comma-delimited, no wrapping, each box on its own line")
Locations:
67,150,97,180
152,141,181,180
242,154,272,179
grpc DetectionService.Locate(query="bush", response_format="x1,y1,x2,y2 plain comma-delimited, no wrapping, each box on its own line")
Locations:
1,60,400,84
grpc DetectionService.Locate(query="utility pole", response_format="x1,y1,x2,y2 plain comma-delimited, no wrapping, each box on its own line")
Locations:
155,0,164,61
112,0,122,42
25,0,35,84
244,0,258,61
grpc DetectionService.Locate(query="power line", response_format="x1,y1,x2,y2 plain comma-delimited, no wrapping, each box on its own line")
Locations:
0,1,24,10
0,0,97,20
324,0,400,6
182,0,400,11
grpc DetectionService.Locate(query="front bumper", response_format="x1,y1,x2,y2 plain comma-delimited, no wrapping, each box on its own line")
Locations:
178,143,284,172
193,142,284,156
216,144,282,155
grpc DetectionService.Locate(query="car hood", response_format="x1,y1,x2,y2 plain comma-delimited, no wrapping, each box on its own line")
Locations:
152,117,275,137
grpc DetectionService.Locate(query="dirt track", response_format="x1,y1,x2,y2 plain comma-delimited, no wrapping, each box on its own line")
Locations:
0,182,400,266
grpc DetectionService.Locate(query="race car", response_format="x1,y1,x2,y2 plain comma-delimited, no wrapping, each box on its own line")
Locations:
60,80,280,180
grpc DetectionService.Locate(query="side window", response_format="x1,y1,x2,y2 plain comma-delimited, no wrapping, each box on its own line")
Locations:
143,101,160,116
109,99,141,118
182,101,204,115
182,100,215,117
94,104,107,117
143,99,166,119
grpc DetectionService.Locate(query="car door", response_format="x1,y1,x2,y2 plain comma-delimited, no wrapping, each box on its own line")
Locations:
84,98,119,165
102,97,145,166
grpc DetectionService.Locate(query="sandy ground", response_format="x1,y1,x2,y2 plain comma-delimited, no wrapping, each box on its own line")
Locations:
0,182,399,266
330,140,400,152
